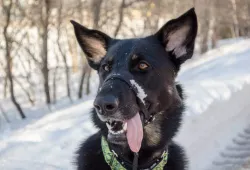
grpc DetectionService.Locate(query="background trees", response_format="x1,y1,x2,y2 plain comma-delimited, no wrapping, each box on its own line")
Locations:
0,0,249,121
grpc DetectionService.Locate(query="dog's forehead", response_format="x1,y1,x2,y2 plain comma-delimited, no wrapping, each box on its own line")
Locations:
106,38,148,62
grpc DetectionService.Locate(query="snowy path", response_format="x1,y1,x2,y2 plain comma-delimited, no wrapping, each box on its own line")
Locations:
207,124,250,170
0,100,96,170
176,84,250,170
175,39,250,170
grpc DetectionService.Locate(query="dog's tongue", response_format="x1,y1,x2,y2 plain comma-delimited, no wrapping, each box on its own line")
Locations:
126,112,143,153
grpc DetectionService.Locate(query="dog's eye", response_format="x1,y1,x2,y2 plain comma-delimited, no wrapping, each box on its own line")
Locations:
102,64,111,72
138,61,149,71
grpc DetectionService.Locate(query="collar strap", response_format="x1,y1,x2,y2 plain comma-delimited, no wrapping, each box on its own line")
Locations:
101,136,168,170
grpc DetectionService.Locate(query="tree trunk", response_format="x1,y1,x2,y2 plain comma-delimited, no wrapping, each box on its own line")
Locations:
200,21,209,54
41,0,51,104
92,0,103,29
65,64,72,101
248,1,250,37
78,65,88,99
199,1,210,54
17,54,36,103
230,0,240,37
114,0,125,37
208,1,216,49
3,75,8,98
3,0,25,119
52,52,59,104
52,68,58,104
14,77,35,106
57,1,72,101
85,67,91,95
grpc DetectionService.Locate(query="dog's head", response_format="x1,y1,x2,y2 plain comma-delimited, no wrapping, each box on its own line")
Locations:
72,8,197,152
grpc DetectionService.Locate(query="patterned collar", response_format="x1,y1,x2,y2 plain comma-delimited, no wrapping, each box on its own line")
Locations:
101,136,168,170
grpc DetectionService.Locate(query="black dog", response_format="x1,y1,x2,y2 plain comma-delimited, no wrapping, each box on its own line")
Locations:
71,8,197,170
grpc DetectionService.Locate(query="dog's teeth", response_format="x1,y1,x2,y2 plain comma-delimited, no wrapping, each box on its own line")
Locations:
109,129,124,135
106,123,111,130
123,123,127,131
107,120,126,135
117,130,124,134
109,130,115,134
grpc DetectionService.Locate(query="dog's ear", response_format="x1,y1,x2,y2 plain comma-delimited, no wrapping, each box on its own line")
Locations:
155,8,198,68
71,20,111,70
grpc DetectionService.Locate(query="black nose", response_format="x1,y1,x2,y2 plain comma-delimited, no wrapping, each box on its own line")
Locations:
94,95,119,115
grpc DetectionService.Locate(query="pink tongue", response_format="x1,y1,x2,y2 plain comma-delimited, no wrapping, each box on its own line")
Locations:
126,112,143,152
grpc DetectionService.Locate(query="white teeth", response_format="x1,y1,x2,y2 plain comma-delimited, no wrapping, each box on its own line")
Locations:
123,122,127,131
106,121,127,135
109,129,125,135
106,123,111,130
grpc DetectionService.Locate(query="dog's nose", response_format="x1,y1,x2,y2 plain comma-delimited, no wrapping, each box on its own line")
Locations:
94,95,119,115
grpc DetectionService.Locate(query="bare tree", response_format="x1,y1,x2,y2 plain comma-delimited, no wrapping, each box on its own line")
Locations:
52,47,59,104
2,0,25,119
230,0,240,37
40,0,51,104
16,53,36,104
3,73,8,98
0,59,34,106
57,1,72,101
114,0,126,37
13,76,35,106
85,67,92,95
18,0,52,105
78,65,88,98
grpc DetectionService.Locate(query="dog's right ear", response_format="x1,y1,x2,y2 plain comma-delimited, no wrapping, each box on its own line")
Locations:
155,8,198,69
71,20,111,70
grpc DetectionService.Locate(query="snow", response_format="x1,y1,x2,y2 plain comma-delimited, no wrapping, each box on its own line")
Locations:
175,38,250,170
0,100,96,170
1,38,250,169
130,80,147,105
178,38,250,117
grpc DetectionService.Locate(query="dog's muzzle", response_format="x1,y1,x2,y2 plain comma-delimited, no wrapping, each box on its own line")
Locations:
103,72,151,125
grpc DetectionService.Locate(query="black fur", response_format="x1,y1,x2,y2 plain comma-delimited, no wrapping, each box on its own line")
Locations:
71,8,198,170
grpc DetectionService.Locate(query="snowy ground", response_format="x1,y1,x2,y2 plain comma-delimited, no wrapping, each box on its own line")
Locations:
0,100,96,170
1,38,250,169
176,38,250,170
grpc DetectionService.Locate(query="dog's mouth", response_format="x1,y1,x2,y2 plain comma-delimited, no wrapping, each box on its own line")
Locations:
106,120,127,135
106,112,144,152
106,119,128,147
105,101,152,152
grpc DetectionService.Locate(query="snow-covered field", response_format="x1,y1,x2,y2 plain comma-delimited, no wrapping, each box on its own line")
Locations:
1,38,250,170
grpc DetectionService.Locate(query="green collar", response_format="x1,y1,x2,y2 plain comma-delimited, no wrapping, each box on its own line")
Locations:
101,136,168,170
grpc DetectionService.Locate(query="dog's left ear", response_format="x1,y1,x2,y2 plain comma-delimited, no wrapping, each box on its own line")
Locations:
70,20,111,70
156,8,198,68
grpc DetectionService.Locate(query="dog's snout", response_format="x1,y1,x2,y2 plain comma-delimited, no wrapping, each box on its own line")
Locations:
94,95,119,115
